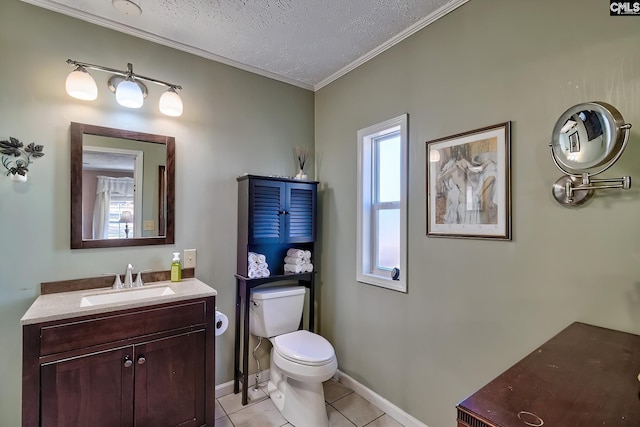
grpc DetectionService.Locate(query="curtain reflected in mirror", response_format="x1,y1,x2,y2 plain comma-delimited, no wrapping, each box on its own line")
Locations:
90,175,135,239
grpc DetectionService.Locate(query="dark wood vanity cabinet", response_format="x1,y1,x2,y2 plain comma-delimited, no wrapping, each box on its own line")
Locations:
23,297,215,427
456,322,640,427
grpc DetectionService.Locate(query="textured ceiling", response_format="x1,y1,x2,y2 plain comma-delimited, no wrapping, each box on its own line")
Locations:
21,0,468,90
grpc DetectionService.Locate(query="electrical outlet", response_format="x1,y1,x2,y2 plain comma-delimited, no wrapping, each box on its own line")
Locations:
143,220,155,231
183,249,197,268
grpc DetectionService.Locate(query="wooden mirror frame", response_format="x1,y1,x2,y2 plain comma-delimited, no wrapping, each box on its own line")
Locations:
70,122,175,249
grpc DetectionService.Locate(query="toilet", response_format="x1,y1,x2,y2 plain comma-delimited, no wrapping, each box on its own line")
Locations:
250,286,337,427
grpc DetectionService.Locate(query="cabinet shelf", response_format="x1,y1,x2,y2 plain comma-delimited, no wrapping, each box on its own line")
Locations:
234,175,319,405
234,272,313,284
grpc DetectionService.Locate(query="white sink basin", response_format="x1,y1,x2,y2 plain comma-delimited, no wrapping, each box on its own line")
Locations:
80,285,175,307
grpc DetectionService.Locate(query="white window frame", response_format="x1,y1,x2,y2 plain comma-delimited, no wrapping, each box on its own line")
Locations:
356,114,408,292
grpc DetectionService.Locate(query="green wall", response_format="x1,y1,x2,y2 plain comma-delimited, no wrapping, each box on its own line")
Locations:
0,1,313,425
315,0,640,426
4,0,640,426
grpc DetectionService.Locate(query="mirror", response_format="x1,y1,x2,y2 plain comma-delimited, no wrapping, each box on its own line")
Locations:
71,122,175,248
550,102,632,206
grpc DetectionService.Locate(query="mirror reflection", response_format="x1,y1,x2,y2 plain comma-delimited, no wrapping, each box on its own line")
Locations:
551,101,625,174
71,123,175,249
556,110,606,167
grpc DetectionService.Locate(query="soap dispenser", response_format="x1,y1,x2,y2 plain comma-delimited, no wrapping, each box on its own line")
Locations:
171,252,182,282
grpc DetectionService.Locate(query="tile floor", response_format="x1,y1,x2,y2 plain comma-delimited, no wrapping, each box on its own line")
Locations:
216,378,404,427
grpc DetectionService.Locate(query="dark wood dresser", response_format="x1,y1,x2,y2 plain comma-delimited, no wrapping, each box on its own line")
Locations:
457,322,640,427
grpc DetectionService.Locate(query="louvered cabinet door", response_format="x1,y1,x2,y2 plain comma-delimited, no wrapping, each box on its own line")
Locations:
285,182,316,243
248,179,286,244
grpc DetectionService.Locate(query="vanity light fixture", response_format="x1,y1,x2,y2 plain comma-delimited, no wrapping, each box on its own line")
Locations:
65,59,183,117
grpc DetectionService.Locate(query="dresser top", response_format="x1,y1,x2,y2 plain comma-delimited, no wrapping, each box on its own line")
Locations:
457,322,640,427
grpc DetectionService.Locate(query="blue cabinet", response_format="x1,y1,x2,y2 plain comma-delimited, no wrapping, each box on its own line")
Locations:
237,175,317,276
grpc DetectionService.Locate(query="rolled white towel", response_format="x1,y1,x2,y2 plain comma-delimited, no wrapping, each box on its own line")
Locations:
248,261,259,270
248,269,259,279
284,263,304,274
284,256,304,265
260,268,271,278
286,248,305,258
304,263,313,272
304,250,311,260
248,252,267,264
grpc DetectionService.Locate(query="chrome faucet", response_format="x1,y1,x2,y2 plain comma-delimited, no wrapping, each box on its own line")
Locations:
109,273,123,290
124,264,134,288
133,269,151,287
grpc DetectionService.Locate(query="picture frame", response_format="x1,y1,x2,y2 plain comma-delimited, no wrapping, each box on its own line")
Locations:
426,122,511,240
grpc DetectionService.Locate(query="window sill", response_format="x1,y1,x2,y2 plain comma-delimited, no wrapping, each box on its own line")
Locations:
357,273,406,293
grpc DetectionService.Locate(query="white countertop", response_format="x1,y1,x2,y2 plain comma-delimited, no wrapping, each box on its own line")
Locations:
20,278,217,325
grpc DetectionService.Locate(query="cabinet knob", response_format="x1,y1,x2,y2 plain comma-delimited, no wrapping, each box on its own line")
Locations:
137,356,146,365
123,356,133,368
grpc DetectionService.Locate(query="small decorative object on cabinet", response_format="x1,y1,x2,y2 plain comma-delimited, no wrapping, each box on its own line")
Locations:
21,277,216,427
294,146,310,180
234,174,319,405
456,322,640,427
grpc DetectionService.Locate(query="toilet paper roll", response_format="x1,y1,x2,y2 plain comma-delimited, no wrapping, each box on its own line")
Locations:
215,311,229,336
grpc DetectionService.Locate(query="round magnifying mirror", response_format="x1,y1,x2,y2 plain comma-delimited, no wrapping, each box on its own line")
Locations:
551,101,627,176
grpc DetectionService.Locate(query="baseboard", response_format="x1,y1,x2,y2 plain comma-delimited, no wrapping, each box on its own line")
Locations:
215,369,272,399
215,368,427,426
334,369,427,427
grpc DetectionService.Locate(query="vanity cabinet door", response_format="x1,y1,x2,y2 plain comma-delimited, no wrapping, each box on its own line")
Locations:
40,346,134,427
134,330,206,427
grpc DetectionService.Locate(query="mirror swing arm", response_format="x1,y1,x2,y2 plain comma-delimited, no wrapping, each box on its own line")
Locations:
550,101,632,206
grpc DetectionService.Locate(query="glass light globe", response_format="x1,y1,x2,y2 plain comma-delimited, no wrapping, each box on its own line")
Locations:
115,79,144,108
159,88,183,117
65,67,98,101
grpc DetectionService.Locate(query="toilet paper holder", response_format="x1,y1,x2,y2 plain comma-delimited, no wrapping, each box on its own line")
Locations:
214,308,229,336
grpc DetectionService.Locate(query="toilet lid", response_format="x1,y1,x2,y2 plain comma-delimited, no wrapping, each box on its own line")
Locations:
273,330,335,366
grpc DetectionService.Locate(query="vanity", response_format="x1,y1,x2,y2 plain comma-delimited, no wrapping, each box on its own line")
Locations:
21,277,216,427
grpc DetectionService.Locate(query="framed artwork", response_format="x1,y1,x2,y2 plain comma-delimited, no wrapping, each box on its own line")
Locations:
426,122,511,240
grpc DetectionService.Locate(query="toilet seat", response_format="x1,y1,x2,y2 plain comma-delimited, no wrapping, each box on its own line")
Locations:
273,330,335,366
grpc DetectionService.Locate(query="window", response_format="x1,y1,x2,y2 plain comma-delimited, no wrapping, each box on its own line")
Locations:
357,114,408,292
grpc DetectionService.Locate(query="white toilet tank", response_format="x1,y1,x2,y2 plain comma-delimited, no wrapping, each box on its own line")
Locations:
250,286,306,337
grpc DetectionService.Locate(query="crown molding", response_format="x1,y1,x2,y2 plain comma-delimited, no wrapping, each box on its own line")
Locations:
314,0,471,91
